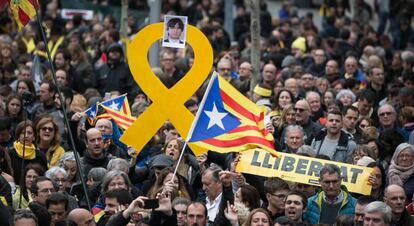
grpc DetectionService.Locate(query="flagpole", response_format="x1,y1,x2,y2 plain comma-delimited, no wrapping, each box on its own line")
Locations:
172,71,219,180
33,4,91,209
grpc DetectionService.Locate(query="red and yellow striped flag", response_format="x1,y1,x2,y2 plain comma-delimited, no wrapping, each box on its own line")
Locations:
10,0,37,30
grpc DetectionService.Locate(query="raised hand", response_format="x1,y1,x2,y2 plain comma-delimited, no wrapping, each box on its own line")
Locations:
122,196,147,219
155,192,173,216
224,201,239,226
219,170,233,187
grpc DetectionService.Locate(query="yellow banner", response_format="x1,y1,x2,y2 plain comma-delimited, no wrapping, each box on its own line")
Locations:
236,149,373,195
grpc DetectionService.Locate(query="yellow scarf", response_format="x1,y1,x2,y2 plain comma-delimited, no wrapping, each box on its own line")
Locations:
13,141,36,160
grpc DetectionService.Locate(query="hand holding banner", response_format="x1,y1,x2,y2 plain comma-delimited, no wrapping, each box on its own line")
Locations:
236,149,374,195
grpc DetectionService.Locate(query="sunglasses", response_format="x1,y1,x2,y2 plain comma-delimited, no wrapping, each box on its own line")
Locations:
41,127,55,132
379,112,393,117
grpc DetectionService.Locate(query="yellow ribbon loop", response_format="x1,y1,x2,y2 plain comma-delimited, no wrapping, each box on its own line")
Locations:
121,22,213,156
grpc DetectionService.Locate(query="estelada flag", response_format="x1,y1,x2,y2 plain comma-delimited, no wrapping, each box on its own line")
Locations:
187,72,278,157
9,0,38,30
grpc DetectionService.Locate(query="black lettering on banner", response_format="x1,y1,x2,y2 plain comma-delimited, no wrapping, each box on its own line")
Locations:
295,158,309,175
350,168,363,183
273,155,281,169
308,161,323,177
262,153,272,168
340,166,348,183
281,156,295,172
251,150,261,167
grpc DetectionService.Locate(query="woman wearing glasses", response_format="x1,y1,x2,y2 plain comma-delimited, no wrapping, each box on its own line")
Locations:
35,115,65,169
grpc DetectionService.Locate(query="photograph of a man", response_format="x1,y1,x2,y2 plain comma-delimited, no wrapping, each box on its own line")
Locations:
162,15,187,49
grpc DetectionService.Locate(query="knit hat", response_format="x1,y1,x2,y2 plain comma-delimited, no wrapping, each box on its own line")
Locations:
150,154,173,168
291,37,306,52
281,55,296,68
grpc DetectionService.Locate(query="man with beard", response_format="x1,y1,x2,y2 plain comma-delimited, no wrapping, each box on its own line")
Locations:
187,202,208,226
284,191,308,224
80,128,111,178
311,109,356,162
384,184,414,226
95,43,136,97
98,188,133,226
354,195,376,226
304,164,356,225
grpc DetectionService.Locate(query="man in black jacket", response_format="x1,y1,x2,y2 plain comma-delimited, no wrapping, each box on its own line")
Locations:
81,128,111,179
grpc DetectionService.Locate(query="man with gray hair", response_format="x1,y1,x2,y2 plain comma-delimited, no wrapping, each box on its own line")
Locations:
13,209,38,226
284,125,305,154
377,104,408,140
304,164,356,225
306,91,325,123
364,201,392,226
95,118,127,159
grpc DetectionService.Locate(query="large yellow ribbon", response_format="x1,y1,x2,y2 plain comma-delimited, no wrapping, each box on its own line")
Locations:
121,23,213,156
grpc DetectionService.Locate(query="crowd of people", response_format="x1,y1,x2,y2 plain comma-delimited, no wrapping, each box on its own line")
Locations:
0,0,414,226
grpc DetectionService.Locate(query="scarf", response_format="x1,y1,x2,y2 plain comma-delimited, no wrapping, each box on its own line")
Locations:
387,161,414,186
13,141,36,160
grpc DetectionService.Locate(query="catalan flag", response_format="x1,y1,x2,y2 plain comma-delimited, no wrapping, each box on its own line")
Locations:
100,104,135,130
84,94,131,126
9,0,38,30
188,72,278,156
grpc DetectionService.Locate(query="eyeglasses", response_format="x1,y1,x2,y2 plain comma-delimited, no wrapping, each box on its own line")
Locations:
54,178,67,183
379,112,393,117
359,124,369,129
294,107,306,113
41,127,55,132
270,193,287,199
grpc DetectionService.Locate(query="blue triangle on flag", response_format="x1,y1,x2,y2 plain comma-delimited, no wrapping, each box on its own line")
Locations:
188,77,240,142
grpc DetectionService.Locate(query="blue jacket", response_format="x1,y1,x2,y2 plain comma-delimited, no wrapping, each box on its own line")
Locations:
304,190,356,224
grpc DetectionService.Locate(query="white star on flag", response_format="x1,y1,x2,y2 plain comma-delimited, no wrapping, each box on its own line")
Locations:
204,102,227,130
90,110,96,117
108,101,119,110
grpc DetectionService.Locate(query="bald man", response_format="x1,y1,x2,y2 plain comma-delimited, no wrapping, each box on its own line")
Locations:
294,100,321,145
68,208,96,226
384,184,414,226
95,118,126,159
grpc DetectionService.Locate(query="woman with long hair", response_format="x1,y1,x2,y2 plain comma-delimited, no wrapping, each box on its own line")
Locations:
35,115,65,168
163,138,199,189
244,208,272,226
9,120,46,183
147,167,191,201
5,94,23,133
12,163,44,209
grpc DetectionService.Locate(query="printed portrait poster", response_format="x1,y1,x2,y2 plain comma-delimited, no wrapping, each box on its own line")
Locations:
162,15,188,49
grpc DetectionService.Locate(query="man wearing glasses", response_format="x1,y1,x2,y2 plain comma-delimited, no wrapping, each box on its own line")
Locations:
264,177,290,221
377,104,408,141
294,99,321,145
304,164,356,225
30,176,56,207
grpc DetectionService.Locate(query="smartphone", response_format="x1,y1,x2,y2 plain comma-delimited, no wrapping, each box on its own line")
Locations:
143,199,159,209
